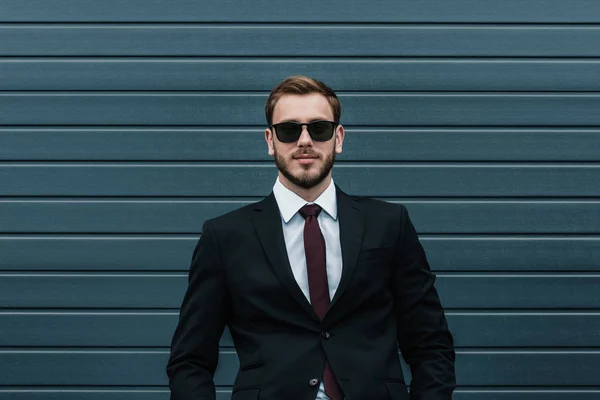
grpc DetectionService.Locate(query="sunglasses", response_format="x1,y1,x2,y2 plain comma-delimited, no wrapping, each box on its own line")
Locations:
270,120,339,143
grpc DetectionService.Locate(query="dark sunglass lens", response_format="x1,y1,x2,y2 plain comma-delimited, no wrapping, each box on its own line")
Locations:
276,123,301,143
309,121,334,141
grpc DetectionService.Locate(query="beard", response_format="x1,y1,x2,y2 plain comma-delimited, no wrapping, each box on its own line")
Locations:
273,143,336,189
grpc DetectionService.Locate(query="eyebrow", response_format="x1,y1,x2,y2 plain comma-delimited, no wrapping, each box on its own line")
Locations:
278,118,330,123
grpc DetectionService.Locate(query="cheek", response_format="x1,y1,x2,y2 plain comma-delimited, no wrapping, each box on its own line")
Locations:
277,143,294,154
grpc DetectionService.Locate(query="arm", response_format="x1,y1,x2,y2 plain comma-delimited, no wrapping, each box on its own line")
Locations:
392,205,456,400
166,220,230,400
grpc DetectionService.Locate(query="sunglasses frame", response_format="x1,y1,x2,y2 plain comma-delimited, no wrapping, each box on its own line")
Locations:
269,120,339,143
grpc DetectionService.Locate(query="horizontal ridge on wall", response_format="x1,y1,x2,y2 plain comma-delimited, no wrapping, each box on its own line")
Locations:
1,0,600,22
1,388,600,400
1,311,600,347
2,163,600,196
1,349,600,386
2,25,600,56
1,235,598,271
1,273,599,309
2,93,600,126
1,199,599,234
2,128,600,161
2,59,600,91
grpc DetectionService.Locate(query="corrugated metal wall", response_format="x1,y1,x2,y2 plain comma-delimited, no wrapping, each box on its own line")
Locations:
1,1,599,398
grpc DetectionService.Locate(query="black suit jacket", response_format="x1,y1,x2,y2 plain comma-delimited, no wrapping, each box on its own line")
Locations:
167,185,455,400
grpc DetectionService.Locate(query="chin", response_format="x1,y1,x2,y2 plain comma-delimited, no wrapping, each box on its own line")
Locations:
274,148,334,189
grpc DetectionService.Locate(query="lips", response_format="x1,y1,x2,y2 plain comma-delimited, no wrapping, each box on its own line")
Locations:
295,156,317,165
294,152,318,159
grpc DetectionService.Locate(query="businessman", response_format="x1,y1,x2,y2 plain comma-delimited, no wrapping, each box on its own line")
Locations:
167,76,456,399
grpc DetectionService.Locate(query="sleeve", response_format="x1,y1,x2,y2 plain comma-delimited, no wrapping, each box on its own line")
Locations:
166,219,230,400
392,205,456,400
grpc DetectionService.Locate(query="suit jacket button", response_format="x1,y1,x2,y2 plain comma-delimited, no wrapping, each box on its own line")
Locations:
309,378,319,387
321,330,331,339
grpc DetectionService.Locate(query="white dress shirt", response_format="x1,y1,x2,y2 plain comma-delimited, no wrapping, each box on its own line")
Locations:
272,176,343,400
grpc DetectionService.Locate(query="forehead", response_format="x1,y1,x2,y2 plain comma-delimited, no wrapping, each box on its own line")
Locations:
272,93,334,123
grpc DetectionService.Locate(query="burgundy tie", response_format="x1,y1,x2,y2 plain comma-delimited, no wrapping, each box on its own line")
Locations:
299,204,344,400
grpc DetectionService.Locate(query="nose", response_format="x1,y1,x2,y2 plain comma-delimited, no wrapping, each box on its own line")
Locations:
296,124,313,146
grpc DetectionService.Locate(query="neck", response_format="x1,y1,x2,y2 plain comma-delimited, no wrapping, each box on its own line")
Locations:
278,173,332,203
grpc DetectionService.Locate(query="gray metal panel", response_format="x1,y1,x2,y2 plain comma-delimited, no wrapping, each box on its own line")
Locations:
0,350,599,386
424,237,600,272
1,389,600,400
447,312,600,347
456,351,600,385
436,274,600,309
2,26,600,56
3,128,600,161
2,236,598,272
3,93,600,126
3,59,600,91
2,200,599,234
0,273,188,309
2,312,599,348
1,1,600,22
454,392,600,400
1,273,599,309
1,0,598,395
0,392,170,400
2,163,599,197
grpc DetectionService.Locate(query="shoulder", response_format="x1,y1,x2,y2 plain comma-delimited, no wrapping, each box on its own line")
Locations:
203,200,260,231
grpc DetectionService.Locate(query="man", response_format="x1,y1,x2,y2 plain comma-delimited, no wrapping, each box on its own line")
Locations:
167,76,456,400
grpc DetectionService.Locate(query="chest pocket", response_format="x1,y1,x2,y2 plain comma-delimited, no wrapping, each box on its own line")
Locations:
357,246,392,262
231,388,260,400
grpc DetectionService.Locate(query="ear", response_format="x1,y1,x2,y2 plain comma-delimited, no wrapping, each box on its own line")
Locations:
334,124,344,154
265,127,275,156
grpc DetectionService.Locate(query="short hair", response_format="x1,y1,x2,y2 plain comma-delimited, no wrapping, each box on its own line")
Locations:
265,76,341,125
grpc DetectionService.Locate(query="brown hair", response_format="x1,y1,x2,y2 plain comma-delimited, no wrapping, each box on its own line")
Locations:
265,76,341,125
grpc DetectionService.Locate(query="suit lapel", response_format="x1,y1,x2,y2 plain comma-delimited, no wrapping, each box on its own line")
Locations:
250,185,366,321
250,193,319,321
329,184,366,310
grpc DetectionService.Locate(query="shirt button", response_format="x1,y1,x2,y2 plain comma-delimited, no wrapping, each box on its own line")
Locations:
321,331,331,339
309,378,319,387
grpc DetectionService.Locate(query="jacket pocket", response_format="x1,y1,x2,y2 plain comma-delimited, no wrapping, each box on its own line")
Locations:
385,381,409,400
357,246,392,262
231,387,260,400
234,361,264,393
240,361,264,372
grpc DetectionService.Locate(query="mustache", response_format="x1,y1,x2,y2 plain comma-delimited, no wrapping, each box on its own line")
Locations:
293,150,319,158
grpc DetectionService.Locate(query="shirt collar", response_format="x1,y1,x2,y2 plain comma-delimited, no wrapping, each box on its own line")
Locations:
273,176,338,223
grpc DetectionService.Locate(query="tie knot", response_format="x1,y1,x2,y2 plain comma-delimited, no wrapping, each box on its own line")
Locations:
299,204,322,219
